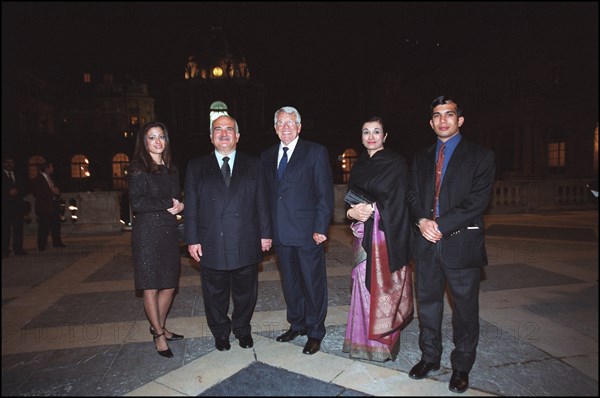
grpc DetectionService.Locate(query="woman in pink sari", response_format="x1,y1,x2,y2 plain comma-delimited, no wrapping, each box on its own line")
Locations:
343,116,414,361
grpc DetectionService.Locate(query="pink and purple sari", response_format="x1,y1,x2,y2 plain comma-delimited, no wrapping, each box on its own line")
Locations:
342,205,413,361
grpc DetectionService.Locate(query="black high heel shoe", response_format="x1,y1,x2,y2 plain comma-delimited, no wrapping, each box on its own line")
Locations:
150,325,184,341
151,331,173,358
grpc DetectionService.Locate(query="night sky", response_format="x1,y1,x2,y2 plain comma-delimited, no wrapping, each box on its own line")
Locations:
3,2,598,136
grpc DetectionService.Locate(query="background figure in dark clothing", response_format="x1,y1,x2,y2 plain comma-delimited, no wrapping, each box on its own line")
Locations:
2,156,28,257
32,162,65,250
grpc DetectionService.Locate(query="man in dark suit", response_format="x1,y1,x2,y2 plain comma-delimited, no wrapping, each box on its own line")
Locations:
407,96,495,393
185,115,272,351
260,106,334,355
32,162,65,251
2,156,28,257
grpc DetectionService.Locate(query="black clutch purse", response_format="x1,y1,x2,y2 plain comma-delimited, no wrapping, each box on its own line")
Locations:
344,188,375,205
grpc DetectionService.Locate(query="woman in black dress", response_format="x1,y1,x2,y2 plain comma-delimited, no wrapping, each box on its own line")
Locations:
128,121,185,358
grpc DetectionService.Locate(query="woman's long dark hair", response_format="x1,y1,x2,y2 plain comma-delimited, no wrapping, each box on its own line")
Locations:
130,121,174,174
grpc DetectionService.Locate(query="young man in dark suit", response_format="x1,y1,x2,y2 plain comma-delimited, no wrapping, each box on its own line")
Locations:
185,115,272,351
407,96,496,393
260,106,334,355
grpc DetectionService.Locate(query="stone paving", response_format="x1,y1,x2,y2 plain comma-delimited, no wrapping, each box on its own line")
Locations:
2,211,598,396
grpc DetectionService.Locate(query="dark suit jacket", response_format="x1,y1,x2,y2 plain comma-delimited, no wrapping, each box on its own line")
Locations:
2,170,27,216
407,138,496,269
261,139,333,246
32,174,58,216
184,151,271,270
2,169,31,218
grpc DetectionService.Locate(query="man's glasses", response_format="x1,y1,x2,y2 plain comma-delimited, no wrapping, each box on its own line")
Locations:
275,120,298,127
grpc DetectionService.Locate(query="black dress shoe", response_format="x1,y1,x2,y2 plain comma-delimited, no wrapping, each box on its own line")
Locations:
53,243,66,248
156,346,173,358
302,338,321,355
409,360,441,379
449,370,469,393
215,337,231,351
151,332,173,358
14,250,27,256
238,334,254,348
276,328,307,342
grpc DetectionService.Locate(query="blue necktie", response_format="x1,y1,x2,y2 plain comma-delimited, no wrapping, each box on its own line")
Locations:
277,147,288,181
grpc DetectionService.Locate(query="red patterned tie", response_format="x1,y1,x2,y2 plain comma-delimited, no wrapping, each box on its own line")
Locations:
433,143,446,219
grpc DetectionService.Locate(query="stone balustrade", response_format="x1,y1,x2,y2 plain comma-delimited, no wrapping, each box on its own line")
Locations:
21,180,596,235
488,179,597,213
335,179,597,220
23,191,123,235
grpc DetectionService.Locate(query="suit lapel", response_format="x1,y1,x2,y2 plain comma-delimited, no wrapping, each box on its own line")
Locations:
265,145,278,183
207,154,228,209
424,143,436,194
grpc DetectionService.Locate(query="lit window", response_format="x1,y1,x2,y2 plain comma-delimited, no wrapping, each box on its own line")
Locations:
112,153,129,190
130,116,139,125
83,73,91,83
71,154,90,178
548,141,565,168
340,149,358,183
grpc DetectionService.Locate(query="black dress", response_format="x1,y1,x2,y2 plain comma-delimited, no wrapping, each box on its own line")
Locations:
128,163,181,290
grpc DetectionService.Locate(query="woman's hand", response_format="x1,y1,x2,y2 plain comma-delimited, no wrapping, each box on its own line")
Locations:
168,198,184,215
347,203,374,223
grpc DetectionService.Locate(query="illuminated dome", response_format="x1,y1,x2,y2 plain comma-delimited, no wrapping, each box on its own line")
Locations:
185,26,250,80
